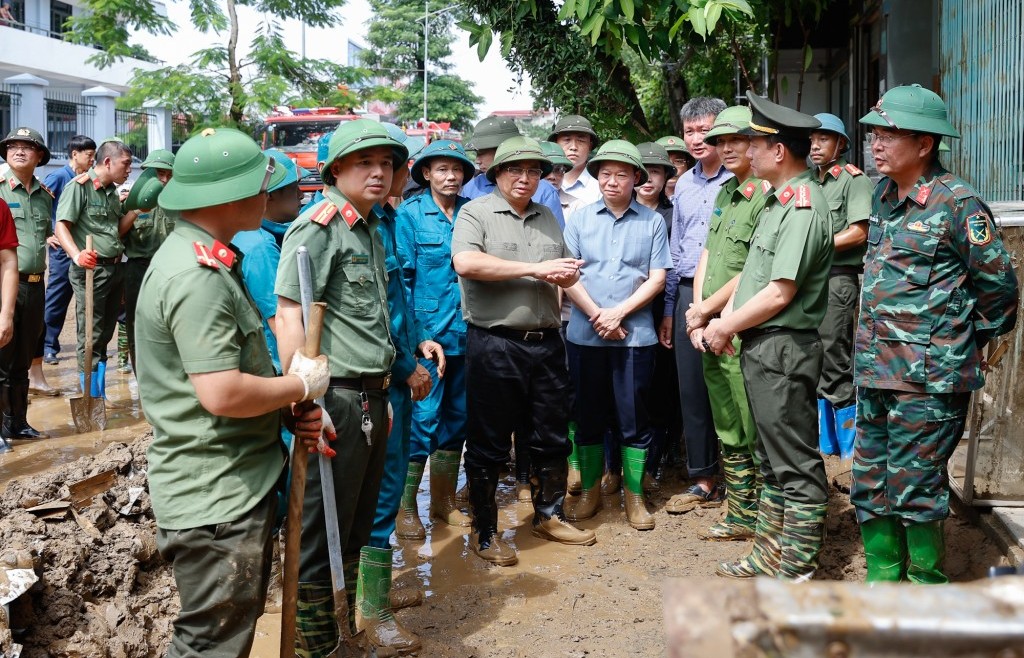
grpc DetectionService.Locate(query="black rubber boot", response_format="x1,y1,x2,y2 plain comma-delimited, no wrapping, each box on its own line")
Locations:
1,384,12,441
9,383,48,439
467,466,517,565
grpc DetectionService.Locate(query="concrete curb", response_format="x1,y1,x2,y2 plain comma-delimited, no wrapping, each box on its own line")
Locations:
952,496,1024,568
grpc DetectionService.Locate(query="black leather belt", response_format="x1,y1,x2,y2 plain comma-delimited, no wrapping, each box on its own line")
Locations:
329,373,392,391
829,265,862,276
95,256,121,266
127,257,151,265
19,272,43,283
738,326,817,341
484,326,560,342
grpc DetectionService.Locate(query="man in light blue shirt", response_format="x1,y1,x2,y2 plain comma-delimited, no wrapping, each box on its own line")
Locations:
562,140,672,532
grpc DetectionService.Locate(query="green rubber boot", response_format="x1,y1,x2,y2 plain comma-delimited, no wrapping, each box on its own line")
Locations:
703,451,757,541
567,421,582,495
565,443,603,521
396,461,426,540
860,516,906,582
906,520,948,584
778,501,829,581
429,450,472,527
356,546,421,655
295,581,339,658
622,446,655,530
716,481,785,578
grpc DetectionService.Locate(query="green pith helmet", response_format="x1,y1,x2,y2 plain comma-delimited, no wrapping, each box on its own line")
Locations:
263,148,309,192
540,141,573,168
859,84,960,138
485,136,553,183
466,116,521,152
585,140,649,185
704,106,753,146
742,90,821,138
547,114,599,148
141,149,175,171
159,127,286,211
321,119,409,186
636,142,674,176
411,140,476,187
656,135,688,154
0,127,50,166
124,168,164,212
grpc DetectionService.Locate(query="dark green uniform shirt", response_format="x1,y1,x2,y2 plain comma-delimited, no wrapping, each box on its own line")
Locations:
733,172,834,329
854,164,1018,393
813,159,874,268
702,177,769,299
275,186,395,378
0,172,52,273
55,169,124,258
136,220,283,530
123,206,179,259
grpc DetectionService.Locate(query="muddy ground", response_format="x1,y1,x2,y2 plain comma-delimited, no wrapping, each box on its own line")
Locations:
0,351,1009,658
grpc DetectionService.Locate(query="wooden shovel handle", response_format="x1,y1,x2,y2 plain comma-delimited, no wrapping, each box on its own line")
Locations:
304,302,326,356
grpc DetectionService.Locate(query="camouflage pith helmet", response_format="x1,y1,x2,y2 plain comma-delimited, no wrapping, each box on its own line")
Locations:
141,149,175,171
124,168,164,212
0,127,50,166
263,148,309,193
586,140,649,186
547,114,599,148
859,84,961,138
656,135,688,154
321,119,409,186
811,113,851,152
485,136,553,183
159,128,286,211
539,141,573,168
465,116,521,152
411,140,475,187
704,106,753,146
635,142,675,176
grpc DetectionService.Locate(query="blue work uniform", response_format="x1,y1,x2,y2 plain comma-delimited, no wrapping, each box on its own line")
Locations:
233,219,289,371
395,191,469,464
41,164,76,358
299,189,326,217
462,173,566,227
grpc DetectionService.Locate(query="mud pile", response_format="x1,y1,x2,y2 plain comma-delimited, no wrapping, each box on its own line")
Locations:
0,436,176,658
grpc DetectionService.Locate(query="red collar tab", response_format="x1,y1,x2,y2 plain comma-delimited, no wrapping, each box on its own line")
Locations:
844,163,863,176
310,202,338,226
778,185,795,206
829,164,843,179
795,185,812,208
914,183,932,206
193,242,220,270
211,240,236,269
760,180,772,195
92,177,104,191
740,181,757,200
6,176,15,190
339,202,361,228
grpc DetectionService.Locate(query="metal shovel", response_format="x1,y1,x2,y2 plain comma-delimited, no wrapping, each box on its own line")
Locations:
70,235,107,433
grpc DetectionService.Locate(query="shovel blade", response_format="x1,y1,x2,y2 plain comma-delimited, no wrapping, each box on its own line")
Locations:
70,396,107,433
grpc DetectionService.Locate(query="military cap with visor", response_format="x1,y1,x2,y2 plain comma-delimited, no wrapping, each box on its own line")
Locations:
124,168,164,212
142,149,175,171
159,127,286,211
703,106,753,146
540,141,573,168
635,142,675,177
655,135,688,154
546,114,600,148
485,136,552,183
858,84,960,138
586,140,649,185
741,90,821,138
263,148,309,193
320,119,409,186
0,127,50,166
411,140,475,187
811,113,851,152
465,116,521,152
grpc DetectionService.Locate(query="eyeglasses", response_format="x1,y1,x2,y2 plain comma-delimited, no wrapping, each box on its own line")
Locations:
867,131,917,147
551,165,569,175
5,144,37,154
260,158,276,194
504,166,543,180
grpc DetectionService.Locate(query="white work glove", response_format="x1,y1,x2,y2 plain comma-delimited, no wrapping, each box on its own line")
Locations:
287,349,330,401
317,406,337,457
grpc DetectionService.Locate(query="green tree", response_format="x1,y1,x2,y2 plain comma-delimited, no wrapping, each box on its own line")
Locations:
396,74,482,132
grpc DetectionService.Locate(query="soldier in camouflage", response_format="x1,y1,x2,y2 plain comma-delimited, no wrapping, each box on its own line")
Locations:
853,85,1019,584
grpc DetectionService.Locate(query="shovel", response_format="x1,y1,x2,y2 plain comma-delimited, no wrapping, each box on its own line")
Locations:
70,235,106,433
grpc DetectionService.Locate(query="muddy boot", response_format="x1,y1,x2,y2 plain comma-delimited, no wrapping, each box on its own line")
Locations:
295,581,340,658
389,585,423,611
565,443,602,521
777,501,828,581
429,450,472,527
531,459,597,546
860,516,906,583
702,451,757,541
906,520,948,584
356,546,421,656
455,482,469,503
8,384,48,439
0,384,11,441
567,421,582,495
467,465,517,566
600,469,621,495
0,434,10,453
622,447,655,531
395,461,426,540
515,479,533,504
716,482,785,579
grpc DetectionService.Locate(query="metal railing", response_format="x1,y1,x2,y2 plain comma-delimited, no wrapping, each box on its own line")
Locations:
0,84,21,138
115,108,156,162
0,18,68,40
45,93,96,161
171,114,196,153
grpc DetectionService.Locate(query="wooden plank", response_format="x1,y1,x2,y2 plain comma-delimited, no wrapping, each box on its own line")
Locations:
68,469,117,511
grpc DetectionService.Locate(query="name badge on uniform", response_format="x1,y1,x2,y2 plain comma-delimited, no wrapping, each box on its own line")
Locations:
351,254,369,265
6,202,19,209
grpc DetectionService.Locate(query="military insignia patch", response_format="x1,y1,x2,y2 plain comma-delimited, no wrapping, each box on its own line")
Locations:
193,242,220,269
966,212,993,246
310,202,337,226
340,202,361,228
844,163,863,176
795,185,811,208
740,181,757,200
778,186,795,205
16,128,30,136
448,142,458,150
829,164,843,179
211,240,236,268
906,220,929,233
914,184,932,206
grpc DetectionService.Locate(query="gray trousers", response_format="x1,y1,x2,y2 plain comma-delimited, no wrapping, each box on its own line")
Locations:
817,273,859,408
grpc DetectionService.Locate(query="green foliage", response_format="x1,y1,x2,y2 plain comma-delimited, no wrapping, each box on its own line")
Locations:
395,74,483,132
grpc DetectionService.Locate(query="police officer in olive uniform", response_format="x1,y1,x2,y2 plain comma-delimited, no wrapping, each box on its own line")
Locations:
0,127,49,444
136,127,330,658
703,92,834,580
120,149,179,371
274,119,407,657
853,85,1019,584
54,139,134,397
808,114,874,457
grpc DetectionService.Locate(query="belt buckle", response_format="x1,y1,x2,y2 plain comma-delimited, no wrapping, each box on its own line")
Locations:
27,274,41,283
523,330,543,341
381,372,391,389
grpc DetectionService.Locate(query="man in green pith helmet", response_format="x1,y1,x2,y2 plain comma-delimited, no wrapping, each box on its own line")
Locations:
853,85,1018,584
136,127,330,658
548,114,602,207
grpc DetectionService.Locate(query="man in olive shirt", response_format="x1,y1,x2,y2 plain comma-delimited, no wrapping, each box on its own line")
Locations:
54,139,133,397
136,127,330,658
809,113,873,456
275,120,407,657
0,128,52,442
703,92,833,581
452,136,596,568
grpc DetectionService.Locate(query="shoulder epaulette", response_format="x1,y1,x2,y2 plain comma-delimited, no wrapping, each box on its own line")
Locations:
844,163,863,176
935,172,978,203
193,242,220,269
740,180,758,200
828,164,843,179
192,240,236,270
73,173,90,185
309,201,338,226
760,180,772,195
38,181,54,198
795,185,812,209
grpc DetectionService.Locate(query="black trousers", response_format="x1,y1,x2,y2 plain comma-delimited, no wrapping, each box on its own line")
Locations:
123,257,151,369
464,325,572,471
671,279,718,478
0,280,45,386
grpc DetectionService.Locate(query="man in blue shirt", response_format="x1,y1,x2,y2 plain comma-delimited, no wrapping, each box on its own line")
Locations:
562,141,672,531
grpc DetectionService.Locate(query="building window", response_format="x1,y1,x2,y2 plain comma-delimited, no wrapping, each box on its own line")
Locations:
51,0,71,37
46,100,79,161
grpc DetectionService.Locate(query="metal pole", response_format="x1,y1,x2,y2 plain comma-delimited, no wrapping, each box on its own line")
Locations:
423,0,429,123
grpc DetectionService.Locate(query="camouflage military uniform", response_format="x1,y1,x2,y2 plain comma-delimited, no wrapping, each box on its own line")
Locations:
851,164,1019,525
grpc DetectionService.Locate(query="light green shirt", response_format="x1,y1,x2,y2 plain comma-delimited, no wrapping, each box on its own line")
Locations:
0,172,52,273
702,177,768,299
55,168,124,259
813,159,874,268
275,186,395,377
136,220,283,530
124,205,179,259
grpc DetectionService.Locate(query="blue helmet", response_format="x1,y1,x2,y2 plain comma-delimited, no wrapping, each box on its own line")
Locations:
262,148,309,192
812,113,850,152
